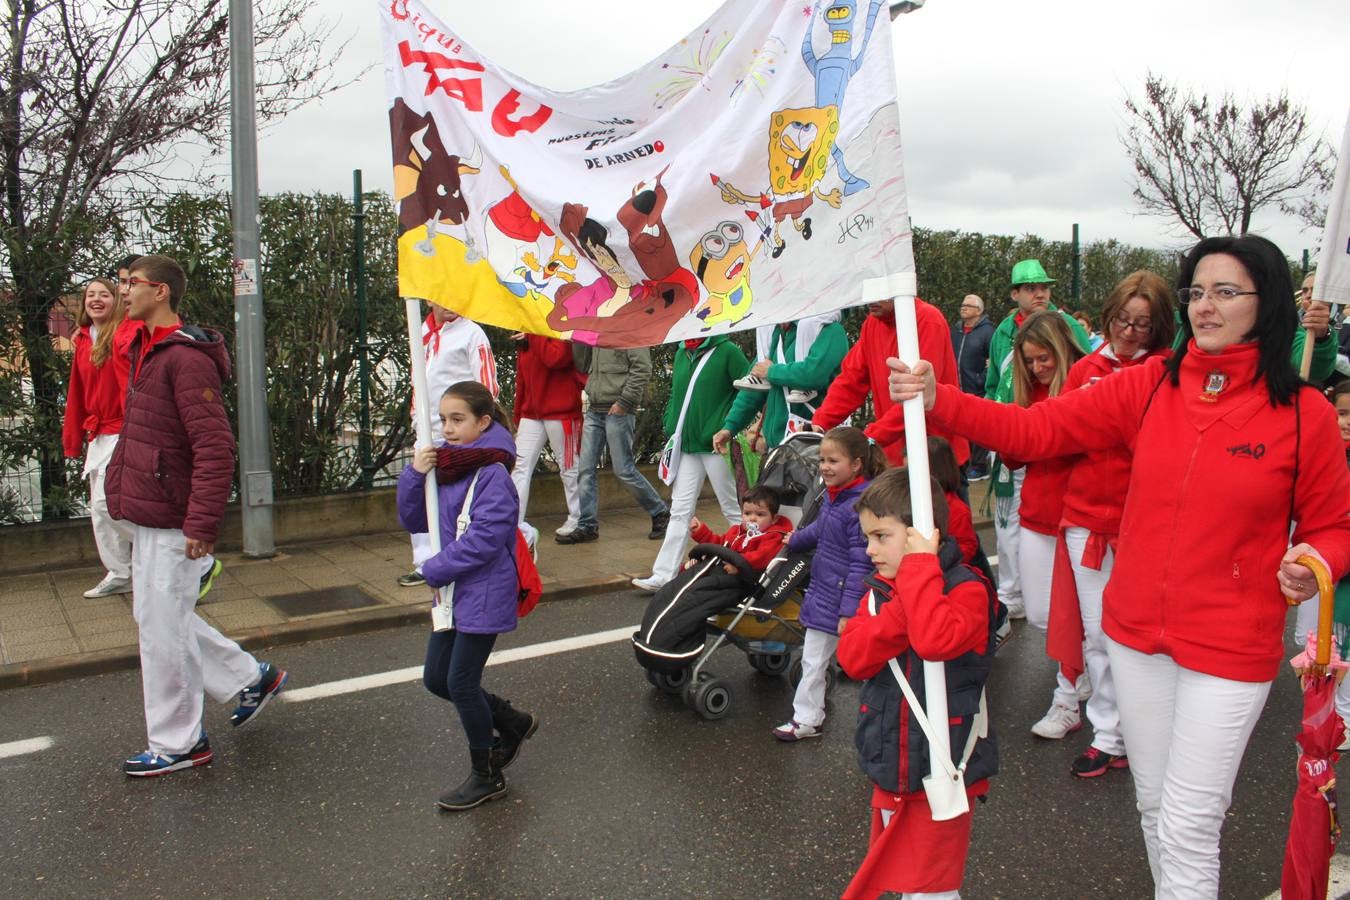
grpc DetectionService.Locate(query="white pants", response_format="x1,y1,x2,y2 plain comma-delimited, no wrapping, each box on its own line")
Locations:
85,434,134,580
1065,527,1123,755
994,467,1025,609
791,627,839,728
1293,596,1350,719
1020,527,1078,710
1108,638,1270,900
649,452,741,583
511,417,581,533
132,525,259,756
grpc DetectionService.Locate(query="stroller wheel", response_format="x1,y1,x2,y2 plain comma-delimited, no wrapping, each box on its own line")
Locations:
648,667,691,696
690,677,733,721
749,652,790,676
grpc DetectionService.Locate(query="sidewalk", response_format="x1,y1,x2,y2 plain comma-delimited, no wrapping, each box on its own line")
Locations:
0,481,992,688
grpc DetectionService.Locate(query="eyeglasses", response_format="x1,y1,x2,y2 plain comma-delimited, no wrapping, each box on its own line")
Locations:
1177,286,1258,305
120,276,165,290
1111,314,1153,334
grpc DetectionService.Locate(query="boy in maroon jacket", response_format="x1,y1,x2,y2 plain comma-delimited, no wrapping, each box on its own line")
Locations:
105,255,287,777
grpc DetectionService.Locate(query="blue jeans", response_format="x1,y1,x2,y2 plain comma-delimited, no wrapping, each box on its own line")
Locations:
423,629,499,750
576,409,667,531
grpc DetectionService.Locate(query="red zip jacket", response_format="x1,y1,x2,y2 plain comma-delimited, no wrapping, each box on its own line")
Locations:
690,515,794,572
1007,382,1077,536
813,299,969,466
62,318,137,457
512,335,583,423
1059,345,1171,536
926,340,1350,682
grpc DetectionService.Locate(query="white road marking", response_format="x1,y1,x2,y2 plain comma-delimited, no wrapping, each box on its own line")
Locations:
282,625,637,704
1260,853,1350,899
0,736,54,759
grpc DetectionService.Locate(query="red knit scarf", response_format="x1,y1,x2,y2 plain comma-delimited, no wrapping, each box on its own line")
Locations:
433,445,514,485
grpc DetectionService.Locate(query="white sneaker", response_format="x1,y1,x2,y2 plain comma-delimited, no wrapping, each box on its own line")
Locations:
785,389,817,404
773,720,822,742
631,575,667,593
1031,703,1082,740
1004,601,1026,620
555,518,579,536
733,374,771,392
83,574,132,599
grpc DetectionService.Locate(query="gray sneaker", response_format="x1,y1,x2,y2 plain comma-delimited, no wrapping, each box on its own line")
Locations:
83,574,132,599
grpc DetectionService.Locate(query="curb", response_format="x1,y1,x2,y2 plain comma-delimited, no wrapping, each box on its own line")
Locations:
0,574,638,690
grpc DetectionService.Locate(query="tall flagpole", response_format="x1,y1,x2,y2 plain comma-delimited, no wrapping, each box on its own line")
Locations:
405,299,442,556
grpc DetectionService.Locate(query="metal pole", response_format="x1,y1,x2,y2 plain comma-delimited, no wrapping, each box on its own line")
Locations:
353,169,374,488
1071,223,1082,308
229,0,275,557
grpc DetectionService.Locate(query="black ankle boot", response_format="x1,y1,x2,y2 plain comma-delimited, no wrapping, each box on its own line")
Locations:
436,748,506,811
490,700,539,770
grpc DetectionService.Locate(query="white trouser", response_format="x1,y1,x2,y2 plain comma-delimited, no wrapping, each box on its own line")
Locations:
1107,638,1270,900
649,452,741,583
791,627,839,728
85,434,134,580
1293,596,1350,719
994,467,1024,608
132,525,258,756
511,417,581,532
1020,527,1078,710
1065,527,1123,755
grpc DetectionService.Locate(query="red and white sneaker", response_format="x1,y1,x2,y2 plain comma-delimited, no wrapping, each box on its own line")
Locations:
773,720,822,742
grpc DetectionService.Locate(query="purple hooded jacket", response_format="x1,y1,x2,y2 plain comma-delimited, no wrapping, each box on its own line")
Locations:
397,422,520,635
787,478,872,633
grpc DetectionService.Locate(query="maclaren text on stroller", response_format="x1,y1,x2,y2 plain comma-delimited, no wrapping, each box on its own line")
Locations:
632,432,830,720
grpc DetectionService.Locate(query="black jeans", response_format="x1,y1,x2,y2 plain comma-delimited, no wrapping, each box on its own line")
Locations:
423,629,499,750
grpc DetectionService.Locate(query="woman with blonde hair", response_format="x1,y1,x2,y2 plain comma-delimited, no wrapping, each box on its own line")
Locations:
63,276,138,598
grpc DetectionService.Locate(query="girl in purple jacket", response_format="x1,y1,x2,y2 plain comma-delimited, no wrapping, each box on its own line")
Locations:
398,381,537,811
774,426,888,741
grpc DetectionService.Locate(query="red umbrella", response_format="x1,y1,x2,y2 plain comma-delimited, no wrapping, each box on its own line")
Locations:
1281,555,1345,900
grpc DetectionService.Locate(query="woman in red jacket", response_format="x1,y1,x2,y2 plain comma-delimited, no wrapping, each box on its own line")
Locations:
1054,271,1176,779
887,235,1350,899
63,277,138,599
508,333,584,541
1003,312,1086,743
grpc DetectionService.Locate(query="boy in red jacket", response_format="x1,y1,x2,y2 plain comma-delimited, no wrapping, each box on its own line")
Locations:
106,255,287,777
688,484,793,575
838,468,997,900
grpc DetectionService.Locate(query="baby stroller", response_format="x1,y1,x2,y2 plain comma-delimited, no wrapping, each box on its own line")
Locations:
632,431,826,720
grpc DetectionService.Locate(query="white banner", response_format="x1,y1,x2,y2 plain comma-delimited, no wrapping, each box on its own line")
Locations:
1316,111,1350,307
380,0,914,348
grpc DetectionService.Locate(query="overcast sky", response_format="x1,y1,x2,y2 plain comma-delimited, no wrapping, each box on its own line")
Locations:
238,0,1347,260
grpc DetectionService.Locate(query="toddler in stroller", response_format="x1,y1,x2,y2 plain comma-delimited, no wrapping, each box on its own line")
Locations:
632,432,826,719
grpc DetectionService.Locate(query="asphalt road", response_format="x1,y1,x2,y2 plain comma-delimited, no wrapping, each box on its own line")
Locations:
1,584,1346,899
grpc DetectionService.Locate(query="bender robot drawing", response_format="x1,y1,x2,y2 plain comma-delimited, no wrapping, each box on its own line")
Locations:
801,0,885,197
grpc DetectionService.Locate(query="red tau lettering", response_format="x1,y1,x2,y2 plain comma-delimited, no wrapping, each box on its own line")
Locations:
398,40,485,108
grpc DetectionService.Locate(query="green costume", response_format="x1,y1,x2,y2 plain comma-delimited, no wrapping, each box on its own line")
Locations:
665,336,751,454
722,321,848,447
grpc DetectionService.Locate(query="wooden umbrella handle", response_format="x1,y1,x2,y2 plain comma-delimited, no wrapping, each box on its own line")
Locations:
1286,554,1337,672
1299,326,1316,380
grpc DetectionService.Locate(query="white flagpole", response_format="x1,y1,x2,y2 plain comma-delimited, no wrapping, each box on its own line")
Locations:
405,299,442,555
893,290,964,820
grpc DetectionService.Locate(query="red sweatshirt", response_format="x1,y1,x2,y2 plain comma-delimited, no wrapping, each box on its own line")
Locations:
62,318,136,457
813,300,969,466
1007,382,1077,536
926,341,1350,682
1059,345,1171,536
945,490,979,564
690,515,794,572
512,335,583,423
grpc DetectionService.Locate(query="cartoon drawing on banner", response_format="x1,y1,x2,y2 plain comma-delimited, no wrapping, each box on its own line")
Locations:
689,219,761,329
483,165,564,297
712,105,843,258
389,97,481,256
802,0,885,197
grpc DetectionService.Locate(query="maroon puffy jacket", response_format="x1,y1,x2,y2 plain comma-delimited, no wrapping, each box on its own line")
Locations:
106,324,236,543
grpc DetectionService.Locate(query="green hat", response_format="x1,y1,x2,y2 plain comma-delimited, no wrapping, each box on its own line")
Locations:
1010,259,1056,287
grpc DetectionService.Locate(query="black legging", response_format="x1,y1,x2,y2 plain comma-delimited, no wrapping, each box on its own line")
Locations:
423,629,499,750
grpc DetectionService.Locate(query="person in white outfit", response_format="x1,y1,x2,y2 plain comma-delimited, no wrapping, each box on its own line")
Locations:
402,302,500,586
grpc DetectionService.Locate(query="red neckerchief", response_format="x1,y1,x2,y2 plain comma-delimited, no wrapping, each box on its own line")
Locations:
422,313,442,356
132,319,182,382
826,474,865,500
683,338,703,352
1014,311,1027,329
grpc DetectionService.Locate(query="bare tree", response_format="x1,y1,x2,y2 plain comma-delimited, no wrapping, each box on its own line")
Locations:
0,0,349,516
1121,73,1336,241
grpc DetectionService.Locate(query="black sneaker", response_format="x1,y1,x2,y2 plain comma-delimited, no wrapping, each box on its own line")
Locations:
397,569,426,587
198,559,223,600
648,512,670,540
124,734,213,777
1070,746,1128,778
555,527,598,545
